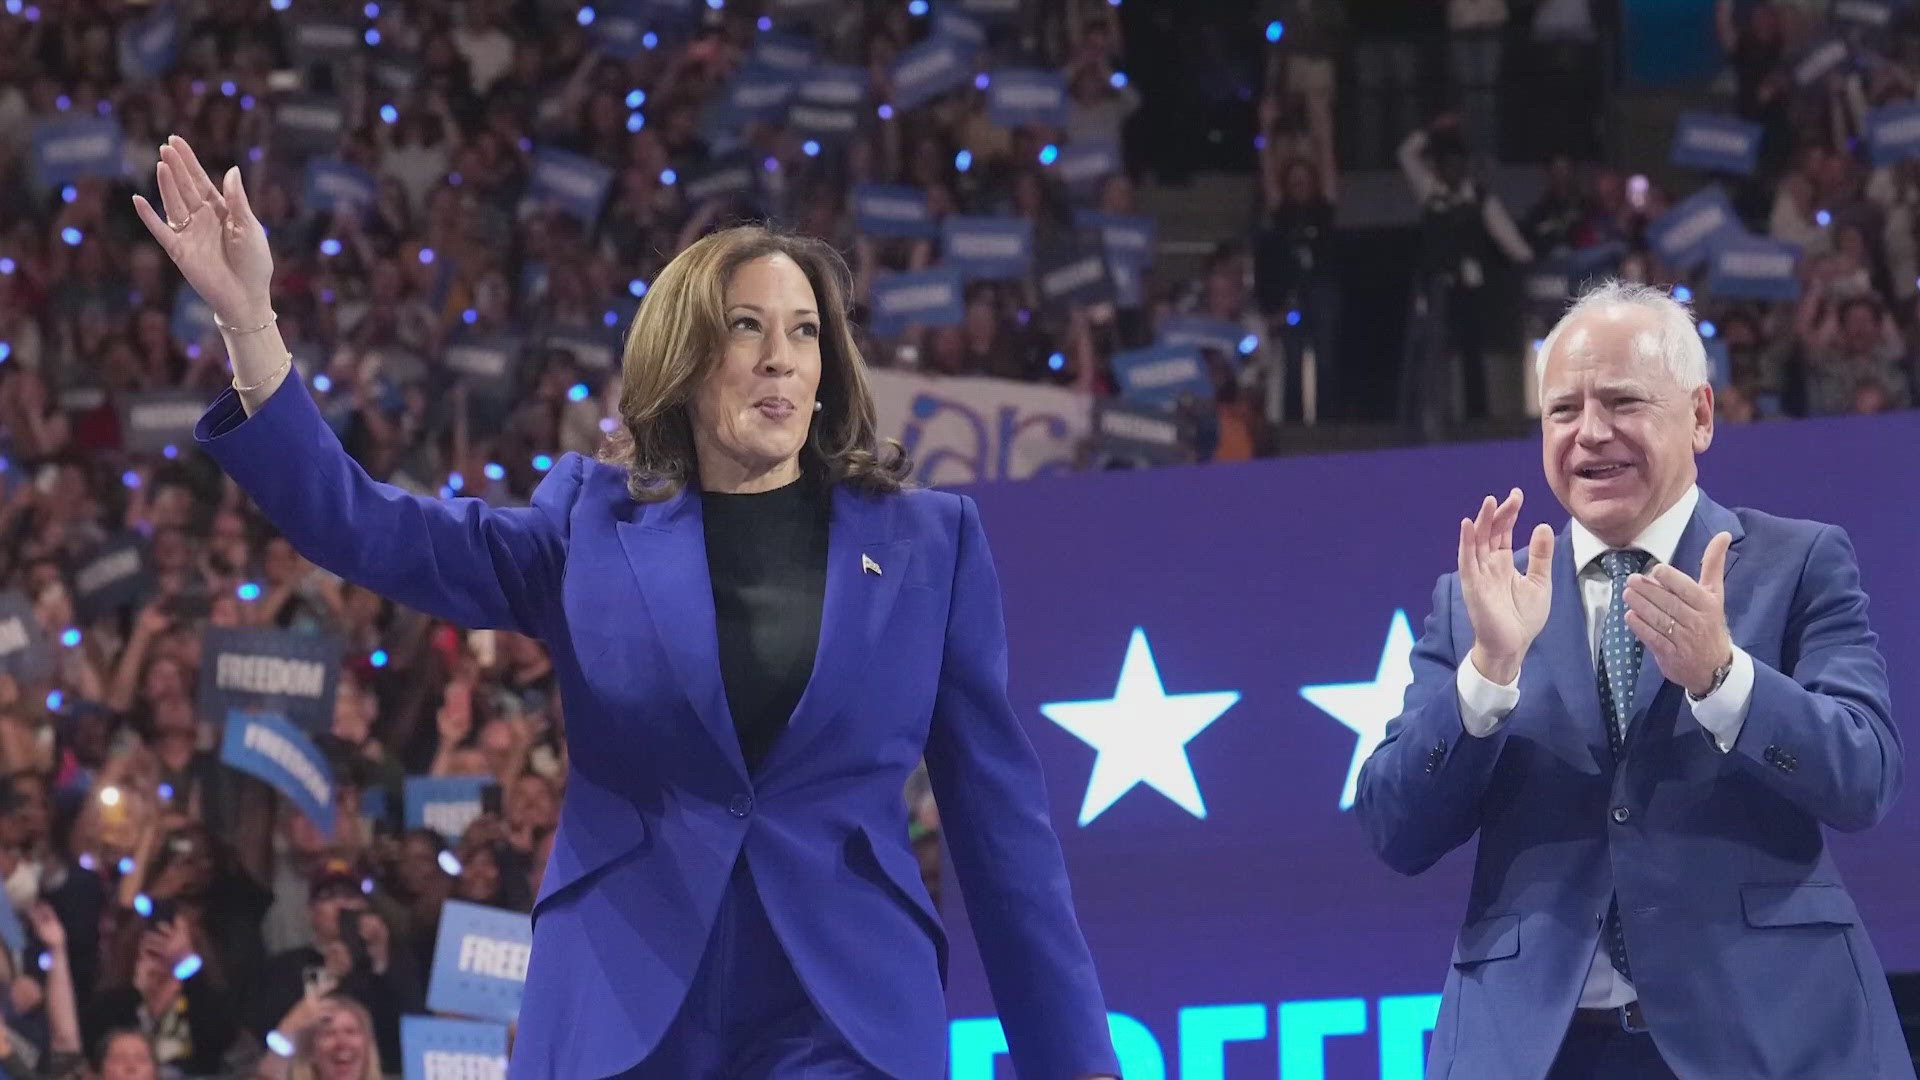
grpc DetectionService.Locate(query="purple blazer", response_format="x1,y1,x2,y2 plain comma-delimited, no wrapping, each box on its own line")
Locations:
195,372,1118,1079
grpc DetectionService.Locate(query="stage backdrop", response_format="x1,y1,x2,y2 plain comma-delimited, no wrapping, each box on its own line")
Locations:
941,410,1920,1079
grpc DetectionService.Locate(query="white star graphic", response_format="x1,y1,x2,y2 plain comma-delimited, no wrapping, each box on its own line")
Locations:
1042,627,1242,826
1300,609,1417,811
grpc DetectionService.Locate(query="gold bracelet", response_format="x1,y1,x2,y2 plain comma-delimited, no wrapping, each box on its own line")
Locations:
214,311,278,336
232,353,292,395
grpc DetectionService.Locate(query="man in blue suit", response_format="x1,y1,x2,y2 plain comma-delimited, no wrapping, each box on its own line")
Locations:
1356,280,1911,1080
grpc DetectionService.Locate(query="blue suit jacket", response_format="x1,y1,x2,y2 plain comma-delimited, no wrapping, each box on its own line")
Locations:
1355,493,1911,1080
195,375,1119,1080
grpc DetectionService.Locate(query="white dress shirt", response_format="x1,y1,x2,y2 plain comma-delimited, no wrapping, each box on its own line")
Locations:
1453,485,1756,1008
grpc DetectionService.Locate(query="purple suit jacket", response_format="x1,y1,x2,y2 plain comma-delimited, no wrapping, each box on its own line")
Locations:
196,373,1118,1079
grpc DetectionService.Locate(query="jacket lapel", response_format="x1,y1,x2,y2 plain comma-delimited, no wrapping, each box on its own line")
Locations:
1627,492,1746,725
1539,528,1608,743
761,486,911,775
616,486,749,783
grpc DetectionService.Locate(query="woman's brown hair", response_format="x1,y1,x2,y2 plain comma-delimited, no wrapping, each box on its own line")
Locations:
599,224,912,502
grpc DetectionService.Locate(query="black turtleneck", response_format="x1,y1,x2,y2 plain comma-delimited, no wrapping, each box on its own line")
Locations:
700,474,831,774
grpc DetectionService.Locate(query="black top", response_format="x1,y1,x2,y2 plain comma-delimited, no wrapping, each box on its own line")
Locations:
702,474,831,774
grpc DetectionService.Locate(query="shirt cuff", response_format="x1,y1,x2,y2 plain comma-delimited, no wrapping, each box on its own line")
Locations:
1689,646,1756,753
1456,658,1522,738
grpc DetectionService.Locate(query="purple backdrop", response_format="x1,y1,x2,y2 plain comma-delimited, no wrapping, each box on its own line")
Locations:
941,411,1920,1077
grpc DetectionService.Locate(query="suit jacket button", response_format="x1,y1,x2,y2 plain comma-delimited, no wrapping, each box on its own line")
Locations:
728,793,754,818
1611,806,1631,824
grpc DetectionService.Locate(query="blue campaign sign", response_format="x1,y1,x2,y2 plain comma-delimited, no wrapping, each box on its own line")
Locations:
1647,186,1739,272
69,534,150,623
170,287,217,348
1110,259,1144,308
728,62,797,124
954,0,1018,17
1833,0,1895,29
29,117,124,191
942,215,1032,280
853,183,938,239
939,411,1920,1078
870,267,966,335
117,6,179,82
120,390,208,455
303,157,380,213
681,153,761,207
401,1016,509,1080
0,592,52,682
1075,211,1157,267
539,324,621,373
1109,343,1214,409
790,65,866,143
890,37,974,111
1794,36,1851,85
220,710,336,835
289,18,361,62
1526,240,1626,310
591,9,650,59
1157,316,1249,369
197,626,343,732
427,901,531,1024
406,775,490,840
442,333,524,391
753,30,816,73
1703,338,1732,388
1670,113,1762,175
932,5,987,46
274,95,348,156
987,69,1070,129
528,147,614,224
0,890,21,955
1091,401,1191,468
1866,101,1920,165
1054,140,1121,193
1035,237,1116,312
1707,234,1802,301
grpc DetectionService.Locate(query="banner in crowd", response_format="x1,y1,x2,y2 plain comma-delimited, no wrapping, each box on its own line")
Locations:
1088,401,1191,469
954,0,1018,17
1074,211,1156,267
870,267,966,335
591,10,650,59
273,95,348,157
170,287,217,350
868,369,1091,485
1703,338,1732,388
933,6,987,46
987,69,1070,129
853,183,938,239
753,30,816,72
29,117,124,191
1054,141,1121,194
1035,237,1116,313
1647,185,1738,272
728,62,797,123
406,775,491,840
370,56,419,93
303,157,380,213
1669,113,1762,175
1793,36,1850,85
1156,316,1249,370
1832,0,1895,30
0,891,21,955
681,152,761,207
442,333,524,395
538,325,621,373
116,5,180,82
120,391,210,455
1865,101,1920,166
1707,234,1802,301
528,147,614,224
890,37,974,111
220,710,336,835
789,65,866,143
0,592,52,682
427,901,532,1024
69,534,151,622
401,1016,509,1080
1109,343,1214,410
198,627,342,731
288,18,362,62
1524,241,1626,311
942,215,1032,280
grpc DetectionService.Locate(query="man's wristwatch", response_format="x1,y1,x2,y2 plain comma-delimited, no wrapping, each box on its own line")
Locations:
1689,656,1735,702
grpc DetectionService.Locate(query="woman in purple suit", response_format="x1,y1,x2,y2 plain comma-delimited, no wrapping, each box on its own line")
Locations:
137,136,1118,1079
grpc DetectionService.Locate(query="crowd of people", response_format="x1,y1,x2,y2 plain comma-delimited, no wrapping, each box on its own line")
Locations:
0,0,1915,1075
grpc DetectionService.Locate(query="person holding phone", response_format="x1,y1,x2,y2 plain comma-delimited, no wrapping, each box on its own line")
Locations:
144,134,1117,1079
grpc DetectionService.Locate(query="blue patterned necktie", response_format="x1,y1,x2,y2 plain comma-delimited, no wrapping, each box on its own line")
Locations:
1597,548,1650,983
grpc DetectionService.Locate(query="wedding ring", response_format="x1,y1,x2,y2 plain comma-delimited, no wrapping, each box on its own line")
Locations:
1666,616,1676,636
167,211,193,233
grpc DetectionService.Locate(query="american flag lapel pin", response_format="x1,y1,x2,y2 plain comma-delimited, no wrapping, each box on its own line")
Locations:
862,553,882,576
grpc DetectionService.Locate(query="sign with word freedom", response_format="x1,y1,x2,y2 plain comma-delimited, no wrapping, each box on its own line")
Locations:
427,900,532,1024
198,627,342,731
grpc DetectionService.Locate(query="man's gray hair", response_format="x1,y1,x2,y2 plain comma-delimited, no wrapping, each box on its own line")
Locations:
1534,279,1711,402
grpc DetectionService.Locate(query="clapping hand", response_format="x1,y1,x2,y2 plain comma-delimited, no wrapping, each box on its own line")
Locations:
1624,532,1735,697
131,136,275,328
1458,489,1556,685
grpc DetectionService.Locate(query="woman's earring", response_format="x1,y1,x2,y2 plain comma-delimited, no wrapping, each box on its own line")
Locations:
813,400,824,413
